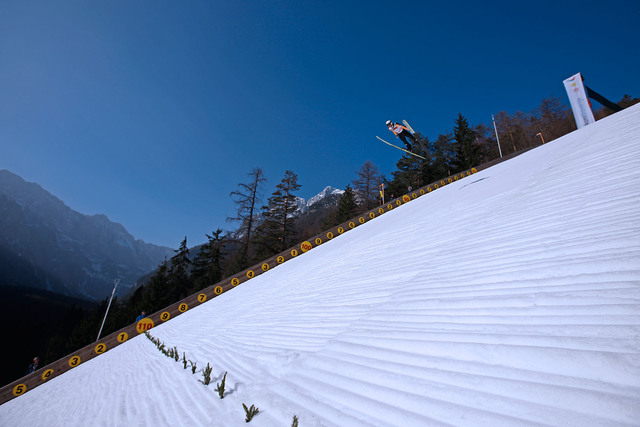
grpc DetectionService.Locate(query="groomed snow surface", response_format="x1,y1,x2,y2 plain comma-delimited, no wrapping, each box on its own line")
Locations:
2,105,640,426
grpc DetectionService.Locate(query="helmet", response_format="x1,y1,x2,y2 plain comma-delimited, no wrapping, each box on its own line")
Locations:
386,120,392,126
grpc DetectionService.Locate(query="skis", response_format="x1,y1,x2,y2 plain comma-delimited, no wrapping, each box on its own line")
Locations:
402,120,415,134
403,120,428,152
376,136,426,160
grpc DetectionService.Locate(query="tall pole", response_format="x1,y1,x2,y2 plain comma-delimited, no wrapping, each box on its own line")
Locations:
97,279,120,341
492,115,503,158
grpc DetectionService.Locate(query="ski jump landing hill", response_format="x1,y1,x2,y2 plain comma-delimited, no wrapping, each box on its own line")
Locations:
0,148,522,406
1,104,638,424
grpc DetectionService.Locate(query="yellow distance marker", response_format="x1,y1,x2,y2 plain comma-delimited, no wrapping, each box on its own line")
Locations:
214,286,223,295
94,343,107,354
301,241,312,252
136,317,155,333
117,332,129,343
68,355,81,368
178,303,188,313
160,312,171,322
12,384,27,397
41,369,54,381
198,293,207,303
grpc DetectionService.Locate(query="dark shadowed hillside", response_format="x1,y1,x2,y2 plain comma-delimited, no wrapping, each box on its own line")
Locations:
0,170,173,301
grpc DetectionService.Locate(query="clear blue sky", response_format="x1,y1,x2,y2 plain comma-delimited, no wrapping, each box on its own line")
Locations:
1,1,639,248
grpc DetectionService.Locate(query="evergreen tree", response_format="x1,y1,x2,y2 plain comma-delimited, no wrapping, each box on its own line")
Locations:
431,133,454,178
228,168,267,269
452,113,481,172
334,184,359,224
411,133,444,184
412,133,431,158
191,229,225,292
387,154,422,197
127,284,146,316
254,170,301,259
352,160,383,210
170,237,190,277
167,237,192,301
142,259,169,312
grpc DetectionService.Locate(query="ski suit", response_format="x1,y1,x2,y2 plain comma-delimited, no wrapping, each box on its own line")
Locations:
388,123,417,149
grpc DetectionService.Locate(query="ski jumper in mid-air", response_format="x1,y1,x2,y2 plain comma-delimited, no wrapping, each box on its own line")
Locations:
386,120,417,150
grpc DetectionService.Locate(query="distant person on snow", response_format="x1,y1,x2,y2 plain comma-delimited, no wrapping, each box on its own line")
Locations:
386,120,417,150
26,356,40,374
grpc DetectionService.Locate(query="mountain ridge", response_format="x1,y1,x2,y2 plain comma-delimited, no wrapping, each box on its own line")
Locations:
0,170,173,301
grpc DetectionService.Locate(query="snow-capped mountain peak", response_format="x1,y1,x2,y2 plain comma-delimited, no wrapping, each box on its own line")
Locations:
296,186,344,214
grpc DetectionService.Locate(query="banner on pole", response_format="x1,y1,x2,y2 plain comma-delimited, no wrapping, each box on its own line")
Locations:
563,72,595,128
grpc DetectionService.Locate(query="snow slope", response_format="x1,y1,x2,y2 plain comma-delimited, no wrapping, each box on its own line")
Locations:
1,105,639,426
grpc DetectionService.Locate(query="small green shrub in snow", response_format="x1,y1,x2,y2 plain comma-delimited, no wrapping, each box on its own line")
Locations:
200,363,213,385
216,372,227,398
243,403,259,422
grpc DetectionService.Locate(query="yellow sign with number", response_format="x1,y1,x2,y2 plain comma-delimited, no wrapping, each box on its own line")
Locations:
136,317,155,333
42,369,54,381
12,384,26,397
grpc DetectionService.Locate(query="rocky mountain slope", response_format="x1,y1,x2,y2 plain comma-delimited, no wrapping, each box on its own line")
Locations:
0,170,173,301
